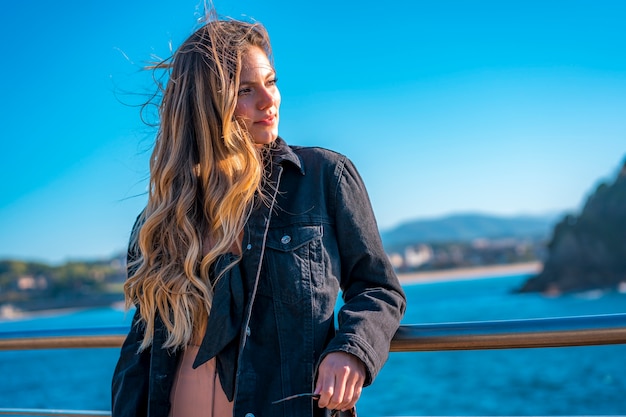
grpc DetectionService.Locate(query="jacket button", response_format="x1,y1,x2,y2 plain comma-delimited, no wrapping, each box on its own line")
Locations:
246,243,252,250
246,326,251,337
281,235,291,244
245,414,255,417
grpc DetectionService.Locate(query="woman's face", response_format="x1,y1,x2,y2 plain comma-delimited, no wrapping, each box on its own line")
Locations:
234,46,281,146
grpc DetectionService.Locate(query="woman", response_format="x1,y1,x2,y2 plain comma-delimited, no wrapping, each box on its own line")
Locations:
111,13,406,417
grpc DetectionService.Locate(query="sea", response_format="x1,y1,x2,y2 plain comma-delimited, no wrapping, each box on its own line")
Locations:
1,273,625,416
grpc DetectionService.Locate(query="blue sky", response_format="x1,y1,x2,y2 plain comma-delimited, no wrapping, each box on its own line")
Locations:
1,0,625,263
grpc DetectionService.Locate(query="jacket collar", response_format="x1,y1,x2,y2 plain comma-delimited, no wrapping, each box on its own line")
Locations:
269,137,305,175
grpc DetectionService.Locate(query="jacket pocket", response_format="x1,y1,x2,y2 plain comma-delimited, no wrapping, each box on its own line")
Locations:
260,224,323,304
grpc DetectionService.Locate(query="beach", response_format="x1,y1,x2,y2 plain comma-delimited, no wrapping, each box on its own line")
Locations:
397,261,542,284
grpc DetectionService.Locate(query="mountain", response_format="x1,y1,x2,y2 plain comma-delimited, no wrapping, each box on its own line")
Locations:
517,159,626,294
380,212,558,252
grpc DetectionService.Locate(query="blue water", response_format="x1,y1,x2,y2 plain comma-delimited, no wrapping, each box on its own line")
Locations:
1,273,625,416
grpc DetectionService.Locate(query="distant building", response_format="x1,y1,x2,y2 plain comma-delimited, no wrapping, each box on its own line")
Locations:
387,252,404,269
17,275,48,290
404,244,433,268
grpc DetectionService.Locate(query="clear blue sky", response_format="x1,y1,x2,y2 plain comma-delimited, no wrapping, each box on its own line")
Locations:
1,0,625,263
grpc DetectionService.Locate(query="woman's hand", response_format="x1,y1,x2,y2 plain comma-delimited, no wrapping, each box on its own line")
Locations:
314,351,366,411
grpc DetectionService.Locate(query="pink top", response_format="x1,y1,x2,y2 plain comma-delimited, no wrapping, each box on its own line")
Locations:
168,345,234,417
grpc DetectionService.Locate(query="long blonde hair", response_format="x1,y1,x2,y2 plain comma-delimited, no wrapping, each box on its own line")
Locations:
124,17,273,351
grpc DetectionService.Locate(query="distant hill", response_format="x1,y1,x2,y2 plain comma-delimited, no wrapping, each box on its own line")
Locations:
517,159,626,294
381,212,559,252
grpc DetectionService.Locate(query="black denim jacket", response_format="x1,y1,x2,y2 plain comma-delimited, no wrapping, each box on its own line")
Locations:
111,138,406,417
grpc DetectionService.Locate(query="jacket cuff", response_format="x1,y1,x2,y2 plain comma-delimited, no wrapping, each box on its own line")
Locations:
319,333,383,387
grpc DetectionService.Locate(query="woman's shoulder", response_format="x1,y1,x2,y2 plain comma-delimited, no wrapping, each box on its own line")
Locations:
274,138,359,178
288,144,349,167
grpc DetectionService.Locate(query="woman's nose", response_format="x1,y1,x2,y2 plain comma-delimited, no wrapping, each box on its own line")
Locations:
257,87,275,109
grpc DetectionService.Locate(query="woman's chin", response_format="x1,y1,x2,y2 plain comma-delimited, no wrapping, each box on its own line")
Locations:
253,133,279,147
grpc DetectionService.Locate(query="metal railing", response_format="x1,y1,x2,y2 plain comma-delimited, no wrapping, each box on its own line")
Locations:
0,326,129,351
390,312,626,351
1,313,626,416
0,411,109,417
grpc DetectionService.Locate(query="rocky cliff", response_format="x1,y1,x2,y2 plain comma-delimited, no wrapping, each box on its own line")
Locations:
517,159,626,294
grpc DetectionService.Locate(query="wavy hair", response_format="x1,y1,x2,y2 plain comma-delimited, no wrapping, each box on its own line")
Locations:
124,17,273,351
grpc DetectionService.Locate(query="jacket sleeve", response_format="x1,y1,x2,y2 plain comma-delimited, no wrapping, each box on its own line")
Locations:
321,156,406,386
111,213,150,417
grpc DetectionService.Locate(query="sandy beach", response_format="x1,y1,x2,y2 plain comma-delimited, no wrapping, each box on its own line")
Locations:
397,261,542,285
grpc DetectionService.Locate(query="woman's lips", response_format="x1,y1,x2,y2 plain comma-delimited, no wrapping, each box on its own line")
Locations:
255,115,276,126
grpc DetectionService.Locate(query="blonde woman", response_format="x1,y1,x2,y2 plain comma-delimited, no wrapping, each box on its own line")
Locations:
111,13,405,417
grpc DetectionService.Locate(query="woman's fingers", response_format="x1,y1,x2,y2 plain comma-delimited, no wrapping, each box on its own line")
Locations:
342,369,363,409
314,351,366,410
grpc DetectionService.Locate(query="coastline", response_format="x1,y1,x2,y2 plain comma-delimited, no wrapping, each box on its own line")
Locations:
0,294,124,322
397,261,542,285
1,262,542,321
0,305,88,321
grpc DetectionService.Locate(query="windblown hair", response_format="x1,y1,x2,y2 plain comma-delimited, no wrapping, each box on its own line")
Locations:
124,17,273,351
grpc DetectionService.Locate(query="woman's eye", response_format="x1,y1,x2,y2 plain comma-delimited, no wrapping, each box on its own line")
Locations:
238,87,252,96
267,77,278,86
